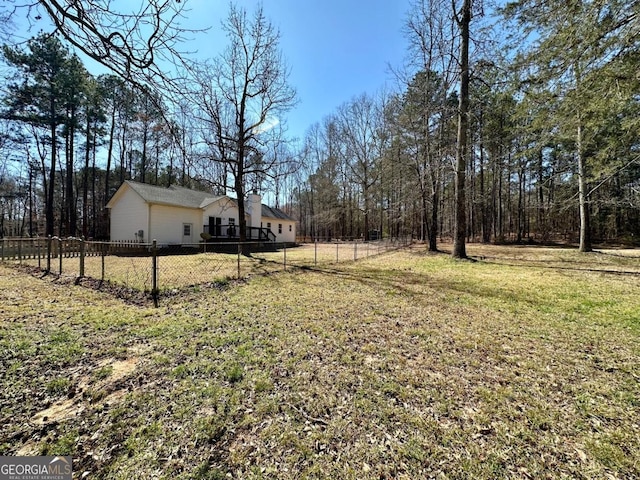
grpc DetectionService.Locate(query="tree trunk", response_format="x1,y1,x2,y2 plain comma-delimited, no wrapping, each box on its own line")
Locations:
452,0,471,259
537,149,545,239
141,125,148,183
82,113,91,239
517,165,523,243
28,165,34,237
429,186,438,251
46,102,57,237
479,120,490,244
91,126,98,239
236,133,250,254
421,192,430,243
65,104,77,236
105,102,116,201
577,123,592,252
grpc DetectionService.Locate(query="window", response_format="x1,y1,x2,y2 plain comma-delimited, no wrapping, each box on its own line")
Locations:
289,225,292,232
267,222,271,230
228,218,235,225
183,224,191,236
278,224,282,234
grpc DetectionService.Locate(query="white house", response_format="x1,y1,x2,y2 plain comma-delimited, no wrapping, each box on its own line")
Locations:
106,181,296,244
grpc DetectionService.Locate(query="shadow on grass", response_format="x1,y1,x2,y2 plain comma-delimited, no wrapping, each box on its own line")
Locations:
297,248,639,323
478,258,640,277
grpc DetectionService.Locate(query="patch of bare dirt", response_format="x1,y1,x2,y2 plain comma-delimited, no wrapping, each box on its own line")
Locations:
16,356,141,456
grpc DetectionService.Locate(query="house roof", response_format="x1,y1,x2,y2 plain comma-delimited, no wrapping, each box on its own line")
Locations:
262,204,295,221
114,180,296,221
125,180,224,209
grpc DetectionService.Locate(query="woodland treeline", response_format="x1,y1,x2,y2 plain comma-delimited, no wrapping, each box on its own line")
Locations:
296,0,639,248
1,0,638,250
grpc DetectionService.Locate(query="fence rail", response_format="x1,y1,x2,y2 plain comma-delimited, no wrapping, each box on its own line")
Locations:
0,236,411,305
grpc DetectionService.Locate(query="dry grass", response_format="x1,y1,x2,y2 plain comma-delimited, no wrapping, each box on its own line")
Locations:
1,243,639,479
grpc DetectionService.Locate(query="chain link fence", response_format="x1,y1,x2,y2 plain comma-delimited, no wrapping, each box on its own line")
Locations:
0,236,411,305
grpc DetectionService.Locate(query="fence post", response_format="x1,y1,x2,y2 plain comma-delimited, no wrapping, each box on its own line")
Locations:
18,238,22,264
79,238,85,278
1,238,4,262
152,240,158,307
315,239,317,266
283,243,287,271
336,242,339,263
58,238,63,275
37,240,41,269
354,240,357,261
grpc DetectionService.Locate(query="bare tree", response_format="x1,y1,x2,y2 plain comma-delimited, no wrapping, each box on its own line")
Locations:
259,141,300,209
336,92,389,241
2,0,195,92
192,4,296,248
402,0,459,251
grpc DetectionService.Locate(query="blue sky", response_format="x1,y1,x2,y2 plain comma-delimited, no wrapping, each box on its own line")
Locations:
9,1,412,141
185,1,412,140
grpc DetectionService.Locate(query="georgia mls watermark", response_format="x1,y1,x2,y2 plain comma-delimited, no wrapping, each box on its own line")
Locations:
0,457,72,480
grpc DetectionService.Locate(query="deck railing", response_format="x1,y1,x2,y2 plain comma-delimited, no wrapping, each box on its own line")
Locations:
204,224,275,242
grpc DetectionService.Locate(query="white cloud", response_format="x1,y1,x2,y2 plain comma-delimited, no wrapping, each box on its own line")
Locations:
252,116,280,134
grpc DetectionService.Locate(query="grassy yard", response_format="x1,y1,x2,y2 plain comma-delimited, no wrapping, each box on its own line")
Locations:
1,244,639,479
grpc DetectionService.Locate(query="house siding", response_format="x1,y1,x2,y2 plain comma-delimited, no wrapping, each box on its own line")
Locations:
281,221,296,243
264,218,296,243
202,198,240,231
148,204,202,245
109,187,149,242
